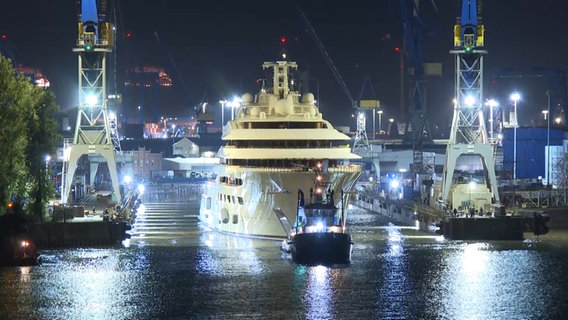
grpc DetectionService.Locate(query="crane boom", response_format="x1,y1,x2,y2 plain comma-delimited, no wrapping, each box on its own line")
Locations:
297,7,356,108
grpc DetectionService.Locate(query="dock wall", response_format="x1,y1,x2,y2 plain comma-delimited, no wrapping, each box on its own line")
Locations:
354,191,443,230
26,221,130,248
440,217,526,240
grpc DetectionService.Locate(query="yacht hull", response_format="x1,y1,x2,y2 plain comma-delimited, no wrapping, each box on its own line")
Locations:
199,167,361,239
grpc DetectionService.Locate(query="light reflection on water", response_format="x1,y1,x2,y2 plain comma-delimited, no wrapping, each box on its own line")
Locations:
1,188,568,319
304,265,333,319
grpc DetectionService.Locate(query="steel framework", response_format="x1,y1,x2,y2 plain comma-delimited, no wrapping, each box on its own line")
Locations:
61,0,121,204
441,0,499,206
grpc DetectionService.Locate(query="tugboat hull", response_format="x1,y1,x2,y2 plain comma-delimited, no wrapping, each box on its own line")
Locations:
290,232,352,265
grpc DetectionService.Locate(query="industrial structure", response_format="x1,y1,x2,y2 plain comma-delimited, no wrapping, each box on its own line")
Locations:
62,0,122,204
399,0,436,175
20,0,563,236
439,0,499,209
297,7,380,155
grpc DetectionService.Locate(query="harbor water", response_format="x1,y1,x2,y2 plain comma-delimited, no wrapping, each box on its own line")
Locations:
2,184,568,320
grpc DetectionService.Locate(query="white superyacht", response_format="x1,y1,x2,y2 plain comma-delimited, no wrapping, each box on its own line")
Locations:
199,60,362,239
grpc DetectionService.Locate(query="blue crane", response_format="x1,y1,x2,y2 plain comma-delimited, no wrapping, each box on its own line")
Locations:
441,0,501,207
77,0,114,52
399,0,437,182
454,0,483,52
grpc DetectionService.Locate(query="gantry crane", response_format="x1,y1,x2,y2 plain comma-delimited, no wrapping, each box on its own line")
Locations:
62,0,122,204
399,0,434,172
440,0,500,208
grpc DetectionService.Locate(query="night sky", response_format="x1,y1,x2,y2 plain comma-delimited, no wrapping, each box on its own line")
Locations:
1,1,567,131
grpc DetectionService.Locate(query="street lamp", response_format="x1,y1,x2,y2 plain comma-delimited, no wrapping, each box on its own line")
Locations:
219,100,227,126
510,92,521,180
228,97,241,120
485,99,498,142
545,91,551,187
378,110,383,136
372,109,376,140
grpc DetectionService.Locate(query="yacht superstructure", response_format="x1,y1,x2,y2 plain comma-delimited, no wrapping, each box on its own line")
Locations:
199,60,362,239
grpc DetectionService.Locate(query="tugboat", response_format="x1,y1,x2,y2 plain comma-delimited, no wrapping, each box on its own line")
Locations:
0,236,40,266
0,209,40,266
282,189,353,265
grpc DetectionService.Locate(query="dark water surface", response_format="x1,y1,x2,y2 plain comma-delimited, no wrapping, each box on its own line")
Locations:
2,185,568,320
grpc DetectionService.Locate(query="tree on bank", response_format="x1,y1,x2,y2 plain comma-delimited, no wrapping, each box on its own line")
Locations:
0,55,61,221
26,89,60,221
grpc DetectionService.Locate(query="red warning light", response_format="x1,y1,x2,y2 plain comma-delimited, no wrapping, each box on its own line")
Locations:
394,47,400,52
280,37,287,44
126,32,132,38
1,34,7,40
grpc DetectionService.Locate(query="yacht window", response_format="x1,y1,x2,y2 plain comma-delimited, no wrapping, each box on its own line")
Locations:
241,121,328,129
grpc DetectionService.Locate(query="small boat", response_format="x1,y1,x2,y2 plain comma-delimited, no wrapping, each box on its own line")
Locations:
282,189,353,265
1,236,40,266
0,213,40,266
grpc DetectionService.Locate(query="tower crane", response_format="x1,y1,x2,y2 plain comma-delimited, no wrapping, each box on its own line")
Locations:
62,0,122,204
440,0,500,209
297,7,380,154
398,0,440,197
399,0,434,144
